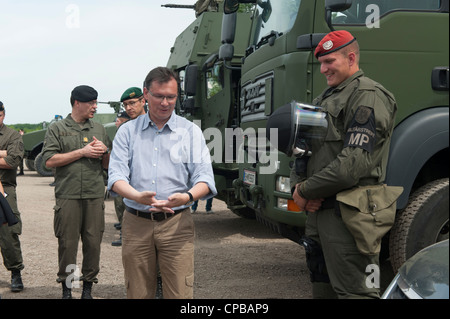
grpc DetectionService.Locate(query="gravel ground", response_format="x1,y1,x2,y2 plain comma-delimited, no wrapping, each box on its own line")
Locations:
0,168,312,299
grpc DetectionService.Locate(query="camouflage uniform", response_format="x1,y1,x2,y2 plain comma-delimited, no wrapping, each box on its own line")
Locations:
290,70,397,298
0,124,24,273
42,115,112,284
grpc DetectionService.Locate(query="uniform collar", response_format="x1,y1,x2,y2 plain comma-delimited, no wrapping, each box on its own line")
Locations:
65,114,95,129
322,70,364,98
335,70,364,91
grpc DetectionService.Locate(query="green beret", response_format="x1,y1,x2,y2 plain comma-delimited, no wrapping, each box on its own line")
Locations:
71,85,98,102
121,87,143,102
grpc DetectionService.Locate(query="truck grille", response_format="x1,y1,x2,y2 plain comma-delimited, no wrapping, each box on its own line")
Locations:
240,72,273,123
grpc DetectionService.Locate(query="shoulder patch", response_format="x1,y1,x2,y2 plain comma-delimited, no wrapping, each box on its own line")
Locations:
355,106,372,124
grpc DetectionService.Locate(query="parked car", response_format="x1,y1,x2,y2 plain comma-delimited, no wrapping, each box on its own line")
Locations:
382,239,449,299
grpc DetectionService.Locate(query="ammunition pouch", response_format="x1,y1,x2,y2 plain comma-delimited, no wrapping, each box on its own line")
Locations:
300,237,330,283
336,184,403,256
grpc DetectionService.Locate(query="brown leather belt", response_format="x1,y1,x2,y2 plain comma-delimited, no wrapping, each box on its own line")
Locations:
126,207,185,221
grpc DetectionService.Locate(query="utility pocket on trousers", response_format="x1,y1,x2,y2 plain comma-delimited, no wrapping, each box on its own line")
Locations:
336,184,403,256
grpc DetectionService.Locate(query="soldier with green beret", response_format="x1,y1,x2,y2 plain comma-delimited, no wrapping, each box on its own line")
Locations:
42,85,112,299
110,110,130,247
121,87,146,120
0,101,25,293
290,31,399,298
110,87,147,247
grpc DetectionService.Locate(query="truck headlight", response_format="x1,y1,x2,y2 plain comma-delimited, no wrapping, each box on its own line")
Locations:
276,176,291,193
276,197,302,212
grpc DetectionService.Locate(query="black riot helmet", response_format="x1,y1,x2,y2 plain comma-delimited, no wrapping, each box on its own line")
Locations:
266,101,328,157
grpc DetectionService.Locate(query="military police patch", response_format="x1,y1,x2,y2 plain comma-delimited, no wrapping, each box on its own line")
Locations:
344,106,376,153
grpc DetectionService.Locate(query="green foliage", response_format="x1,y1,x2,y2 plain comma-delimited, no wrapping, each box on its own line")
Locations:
8,123,44,133
238,3,255,13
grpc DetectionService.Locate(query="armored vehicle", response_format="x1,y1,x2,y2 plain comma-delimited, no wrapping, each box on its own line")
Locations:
22,102,120,176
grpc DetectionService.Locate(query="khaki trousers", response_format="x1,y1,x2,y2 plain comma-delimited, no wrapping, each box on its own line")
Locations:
305,208,380,299
53,198,105,283
122,208,194,299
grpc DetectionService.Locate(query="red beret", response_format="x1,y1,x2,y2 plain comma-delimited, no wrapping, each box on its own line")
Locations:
315,30,356,59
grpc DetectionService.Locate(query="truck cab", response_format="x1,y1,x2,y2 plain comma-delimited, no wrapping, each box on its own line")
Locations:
166,1,255,216
224,0,449,271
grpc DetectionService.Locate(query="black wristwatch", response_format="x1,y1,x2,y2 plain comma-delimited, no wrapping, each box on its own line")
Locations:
185,191,194,205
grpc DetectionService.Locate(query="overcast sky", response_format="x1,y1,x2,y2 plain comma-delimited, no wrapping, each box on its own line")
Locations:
0,0,198,124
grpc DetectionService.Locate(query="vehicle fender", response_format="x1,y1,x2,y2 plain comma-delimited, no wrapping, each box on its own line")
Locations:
28,142,44,159
385,107,449,209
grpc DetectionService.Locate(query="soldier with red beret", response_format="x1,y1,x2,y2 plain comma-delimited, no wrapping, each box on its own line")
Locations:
290,30,399,298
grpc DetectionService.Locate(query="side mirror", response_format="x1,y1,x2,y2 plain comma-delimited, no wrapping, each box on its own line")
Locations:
219,43,234,61
184,64,198,96
325,0,352,11
182,97,195,113
258,0,272,23
221,12,237,44
324,0,352,31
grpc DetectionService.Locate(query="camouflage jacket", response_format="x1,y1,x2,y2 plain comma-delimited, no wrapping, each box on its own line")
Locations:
290,70,397,199
0,124,24,187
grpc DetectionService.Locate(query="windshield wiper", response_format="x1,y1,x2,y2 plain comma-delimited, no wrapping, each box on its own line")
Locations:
256,30,282,49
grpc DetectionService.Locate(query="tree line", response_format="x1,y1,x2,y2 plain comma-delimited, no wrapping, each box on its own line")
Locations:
8,123,45,134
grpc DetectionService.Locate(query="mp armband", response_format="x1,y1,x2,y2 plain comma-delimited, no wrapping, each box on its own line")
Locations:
344,106,376,153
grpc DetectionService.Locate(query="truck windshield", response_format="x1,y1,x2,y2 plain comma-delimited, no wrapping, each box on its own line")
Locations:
254,0,301,46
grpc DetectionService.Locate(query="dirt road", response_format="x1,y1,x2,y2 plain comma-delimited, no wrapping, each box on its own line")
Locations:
0,169,312,299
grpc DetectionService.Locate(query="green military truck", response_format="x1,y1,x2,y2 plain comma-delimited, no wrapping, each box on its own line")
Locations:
220,0,449,272
165,0,256,217
22,102,120,176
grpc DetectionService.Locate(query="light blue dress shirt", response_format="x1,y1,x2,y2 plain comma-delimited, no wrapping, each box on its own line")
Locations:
107,112,217,212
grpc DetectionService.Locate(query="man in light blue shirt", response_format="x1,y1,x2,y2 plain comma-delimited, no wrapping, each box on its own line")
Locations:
108,67,216,299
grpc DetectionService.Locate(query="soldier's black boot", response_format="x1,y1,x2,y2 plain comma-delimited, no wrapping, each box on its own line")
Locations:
111,230,122,246
11,270,24,292
81,281,93,299
61,282,72,299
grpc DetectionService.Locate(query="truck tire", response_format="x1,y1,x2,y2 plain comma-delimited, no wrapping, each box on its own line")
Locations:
34,152,54,177
25,159,35,171
389,178,449,273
